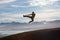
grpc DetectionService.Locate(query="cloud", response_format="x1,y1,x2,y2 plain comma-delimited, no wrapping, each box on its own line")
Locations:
0,6,5,9
29,0,59,6
0,9,60,23
35,9,60,21
0,13,30,23
11,5,32,8
0,13,22,19
11,0,59,8
0,0,16,4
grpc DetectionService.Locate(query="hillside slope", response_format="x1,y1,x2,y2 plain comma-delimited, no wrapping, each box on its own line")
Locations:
0,28,60,40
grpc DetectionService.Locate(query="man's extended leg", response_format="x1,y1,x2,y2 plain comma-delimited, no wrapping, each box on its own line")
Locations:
23,15,29,17
23,15,34,23
23,15,32,18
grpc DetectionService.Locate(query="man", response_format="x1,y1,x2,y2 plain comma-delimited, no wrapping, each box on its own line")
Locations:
23,12,36,23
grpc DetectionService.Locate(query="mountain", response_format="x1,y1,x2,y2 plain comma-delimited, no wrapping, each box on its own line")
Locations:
48,20,60,23
0,20,60,25
0,22,27,25
0,21,47,25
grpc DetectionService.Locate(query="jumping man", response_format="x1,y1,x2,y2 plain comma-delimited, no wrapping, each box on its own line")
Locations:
23,12,36,23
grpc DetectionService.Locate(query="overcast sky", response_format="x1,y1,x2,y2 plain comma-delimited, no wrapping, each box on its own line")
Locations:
0,0,60,23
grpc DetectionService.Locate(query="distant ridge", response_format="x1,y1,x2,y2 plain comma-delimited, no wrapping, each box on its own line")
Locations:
0,21,22,24
0,20,60,25
48,20,60,23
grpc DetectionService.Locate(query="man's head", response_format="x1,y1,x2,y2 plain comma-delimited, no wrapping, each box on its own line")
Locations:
32,11,35,14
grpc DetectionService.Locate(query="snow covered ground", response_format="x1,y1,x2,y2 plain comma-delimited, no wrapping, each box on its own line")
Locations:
0,21,60,38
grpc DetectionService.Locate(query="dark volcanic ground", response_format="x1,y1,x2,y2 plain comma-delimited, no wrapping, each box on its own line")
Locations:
0,28,60,40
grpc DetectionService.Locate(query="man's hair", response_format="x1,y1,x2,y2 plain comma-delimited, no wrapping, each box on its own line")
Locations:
32,12,35,14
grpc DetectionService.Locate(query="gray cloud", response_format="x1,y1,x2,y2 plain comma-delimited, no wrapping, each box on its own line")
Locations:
0,0,16,4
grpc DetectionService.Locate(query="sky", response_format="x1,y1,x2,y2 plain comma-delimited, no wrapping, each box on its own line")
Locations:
0,0,60,23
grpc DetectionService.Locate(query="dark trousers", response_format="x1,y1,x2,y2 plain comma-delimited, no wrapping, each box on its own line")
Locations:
23,15,34,23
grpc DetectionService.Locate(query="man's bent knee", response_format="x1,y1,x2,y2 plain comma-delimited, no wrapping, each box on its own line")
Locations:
29,20,33,23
